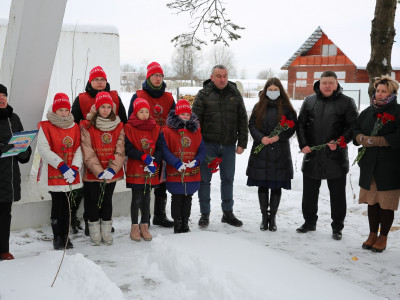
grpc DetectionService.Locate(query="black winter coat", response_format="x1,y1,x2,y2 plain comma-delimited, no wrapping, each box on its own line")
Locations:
246,101,297,181
0,105,32,203
353,97,400,191
297,82,358,179
192,79,248,148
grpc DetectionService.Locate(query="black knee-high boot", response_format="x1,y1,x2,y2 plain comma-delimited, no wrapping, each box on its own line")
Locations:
269,189,281,232
258,187,269,231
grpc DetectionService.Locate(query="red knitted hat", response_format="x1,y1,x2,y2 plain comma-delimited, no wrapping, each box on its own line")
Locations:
133,98,150,116
89,66,107,83
95,91,113,110
52,93,71,113
146,62,164,79
175,99,192,115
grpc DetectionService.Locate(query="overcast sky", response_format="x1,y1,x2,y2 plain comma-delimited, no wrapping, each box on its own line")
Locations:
1,0,399,78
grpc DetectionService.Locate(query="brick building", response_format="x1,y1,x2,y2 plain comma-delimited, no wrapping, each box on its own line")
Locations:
281,26,400,99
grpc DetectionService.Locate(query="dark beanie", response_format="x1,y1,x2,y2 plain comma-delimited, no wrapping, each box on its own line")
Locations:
0,84,7,96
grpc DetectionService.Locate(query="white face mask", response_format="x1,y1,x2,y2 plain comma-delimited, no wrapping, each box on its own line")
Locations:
266,90,280,100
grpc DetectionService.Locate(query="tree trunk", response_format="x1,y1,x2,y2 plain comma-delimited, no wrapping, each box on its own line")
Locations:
366,0,397,98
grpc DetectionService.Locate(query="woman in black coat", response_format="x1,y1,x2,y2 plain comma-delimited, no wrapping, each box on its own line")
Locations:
0,84,31,260
246,78,297,232
353,75,400,253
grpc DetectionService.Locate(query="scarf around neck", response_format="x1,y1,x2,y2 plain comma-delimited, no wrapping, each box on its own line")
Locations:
127,115,156,131
46,108,75,129
372,93,396,108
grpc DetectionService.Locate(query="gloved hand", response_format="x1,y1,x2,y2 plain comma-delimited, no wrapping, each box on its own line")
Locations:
141,154,153,166
65,176,75,184
0,143,14,154
175,161,186,172
185,159,199,168
58,163,75,181
102,168,115,180
144,164,157,174
71,166,79,178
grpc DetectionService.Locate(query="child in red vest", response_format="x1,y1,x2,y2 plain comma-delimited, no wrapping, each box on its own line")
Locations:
37,93,83,250
125,98,162,241
80,91,125,246
161,99,206,233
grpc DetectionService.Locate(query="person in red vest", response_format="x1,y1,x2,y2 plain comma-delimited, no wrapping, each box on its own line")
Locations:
71,66,127,235
128,62,176,228
80,92,125,246
37,93,83,250
124,98,163,242
161,99,206,233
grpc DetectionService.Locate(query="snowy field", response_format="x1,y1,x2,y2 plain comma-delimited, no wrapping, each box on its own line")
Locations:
1,99,400,299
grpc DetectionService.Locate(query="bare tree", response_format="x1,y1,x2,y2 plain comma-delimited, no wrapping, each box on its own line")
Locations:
167,0,244,49
171,46,202,84
207,45,237,77
278,71,288,81
240,69,247,79
366,0,397,97
257,68,275,80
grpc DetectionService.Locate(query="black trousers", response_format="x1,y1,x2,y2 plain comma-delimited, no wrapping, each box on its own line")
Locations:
154,181,167,199
302,174,347,230
131,187,151,224
171,194,193,219
0,202,12,253
50,191,72,235
84,181,116,222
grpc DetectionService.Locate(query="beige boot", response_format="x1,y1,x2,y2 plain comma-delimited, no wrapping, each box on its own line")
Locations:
140,223,152,241
362,232,378,250
101,220,113,245
130,224,141,242
372,234,387,253
88,220,101,246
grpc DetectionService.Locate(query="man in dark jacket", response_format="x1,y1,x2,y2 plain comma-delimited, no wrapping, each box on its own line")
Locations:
192,65,248,227
0,84,32,260
296,71,358,240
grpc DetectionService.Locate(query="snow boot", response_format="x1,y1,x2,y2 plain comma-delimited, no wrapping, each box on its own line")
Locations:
258,189,269,231
296,223,316,233
372,234,387,253
130,224,141,242
198,213,210,227
0,252,14,260
221,211,243,227
362,232,378,250
140,223,152,241
153,197,174,227
88,220,101,246
63,236,74,249
269,191,281,232
51,219,64,250
174,218,183,233
181,217,190,233
101,220,113,245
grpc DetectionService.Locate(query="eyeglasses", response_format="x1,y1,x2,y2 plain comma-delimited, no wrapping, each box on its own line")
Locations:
92,78,106,83
151,74,164,78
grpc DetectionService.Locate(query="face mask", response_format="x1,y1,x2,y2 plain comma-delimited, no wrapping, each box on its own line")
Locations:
266,90,280,100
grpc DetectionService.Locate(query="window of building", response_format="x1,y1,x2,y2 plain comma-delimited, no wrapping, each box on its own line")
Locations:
313,71,346,84
296,72,307,87
322,44,337,56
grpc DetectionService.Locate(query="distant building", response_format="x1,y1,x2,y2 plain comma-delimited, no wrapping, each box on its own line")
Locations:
120,71,139,92
281,26,400,99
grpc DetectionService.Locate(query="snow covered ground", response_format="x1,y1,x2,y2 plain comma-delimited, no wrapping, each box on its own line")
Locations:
1,99,399,299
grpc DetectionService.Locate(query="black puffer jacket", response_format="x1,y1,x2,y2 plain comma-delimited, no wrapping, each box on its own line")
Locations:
0,105,32,203
297,81,358,179
192,79,248,148
353,97,400,191
246,101,297,181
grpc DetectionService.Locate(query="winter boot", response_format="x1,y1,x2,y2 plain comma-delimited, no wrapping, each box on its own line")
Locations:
221,211,243,227
0,252,14,260
181,217,190,233
130,224,141,242
84,219,90,236
88,220,101,246
372,234,387,253
198,213,210,227
153,197,174,227
268,191,281,232
140,223,152,241
258,189,269,231
63,236,74,249
362,232,378,250
174,218,183,234
101,220,113,245
51,219,65,250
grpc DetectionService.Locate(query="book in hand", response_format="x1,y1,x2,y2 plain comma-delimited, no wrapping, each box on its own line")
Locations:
0,130,38,158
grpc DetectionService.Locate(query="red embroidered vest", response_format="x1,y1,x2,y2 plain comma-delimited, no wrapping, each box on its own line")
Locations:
136,90,174,127
124,124,161,185
79,91,120,119
38,121,81,186
163,127,202,182
80,121,124,181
